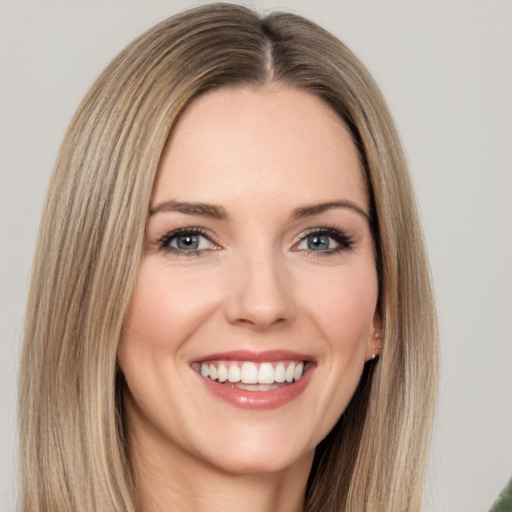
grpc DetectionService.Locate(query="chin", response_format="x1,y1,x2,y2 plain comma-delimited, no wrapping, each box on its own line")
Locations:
205,442,315,477
188,421,319,477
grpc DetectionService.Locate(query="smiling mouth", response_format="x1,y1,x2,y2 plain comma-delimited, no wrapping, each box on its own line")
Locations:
192,360,307,391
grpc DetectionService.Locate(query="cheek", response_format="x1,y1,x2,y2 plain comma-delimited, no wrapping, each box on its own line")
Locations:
121,260,222,354
300,267,378,436
301,265,379,351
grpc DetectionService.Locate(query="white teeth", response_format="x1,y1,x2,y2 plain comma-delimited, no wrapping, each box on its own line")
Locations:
285,363,295,383
274,363,286,383
257,383,280,391
235,383,281,391
240,362,258,384
228,364,241,383
258,363,275,384
198,360,307,386
293,362,304,382
217,364,228,382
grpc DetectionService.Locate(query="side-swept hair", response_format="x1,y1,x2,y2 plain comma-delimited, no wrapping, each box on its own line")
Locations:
19,3,437,511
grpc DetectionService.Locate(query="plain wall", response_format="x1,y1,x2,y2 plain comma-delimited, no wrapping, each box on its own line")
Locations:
1,1,511,510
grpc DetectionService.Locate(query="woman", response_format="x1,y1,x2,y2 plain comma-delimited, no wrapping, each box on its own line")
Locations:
18,3,438,511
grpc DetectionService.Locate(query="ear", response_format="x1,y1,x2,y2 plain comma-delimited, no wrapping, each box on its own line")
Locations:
365,312,383,362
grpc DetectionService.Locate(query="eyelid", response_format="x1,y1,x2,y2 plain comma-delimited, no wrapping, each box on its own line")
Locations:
292,226,355,254
157,227,221,255
154,225,354,258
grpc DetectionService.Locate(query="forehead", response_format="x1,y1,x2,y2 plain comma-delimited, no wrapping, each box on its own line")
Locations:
153,85,367,213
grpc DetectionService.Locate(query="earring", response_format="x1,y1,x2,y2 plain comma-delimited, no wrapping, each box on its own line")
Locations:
372,329,383,360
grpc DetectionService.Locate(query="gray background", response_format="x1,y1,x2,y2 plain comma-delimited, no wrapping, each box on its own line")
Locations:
1,1,511,510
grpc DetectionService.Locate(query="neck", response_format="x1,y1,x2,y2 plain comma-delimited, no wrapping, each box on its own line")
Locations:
129,426,313,512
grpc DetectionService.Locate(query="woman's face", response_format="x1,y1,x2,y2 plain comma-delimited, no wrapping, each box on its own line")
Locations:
118,85,380,477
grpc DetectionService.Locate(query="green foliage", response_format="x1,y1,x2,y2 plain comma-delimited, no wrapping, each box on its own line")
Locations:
488,476,512,512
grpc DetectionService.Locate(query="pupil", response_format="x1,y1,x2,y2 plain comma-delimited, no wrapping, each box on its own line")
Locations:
308,235,329,251
177,235,199,250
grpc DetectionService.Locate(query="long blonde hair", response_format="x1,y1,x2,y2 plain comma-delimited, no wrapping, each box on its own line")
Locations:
19,4,438,511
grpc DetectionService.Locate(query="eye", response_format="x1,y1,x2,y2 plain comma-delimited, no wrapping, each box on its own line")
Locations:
158,228,219,256
298,234,333,251
171,233,209,250
295,228,354,255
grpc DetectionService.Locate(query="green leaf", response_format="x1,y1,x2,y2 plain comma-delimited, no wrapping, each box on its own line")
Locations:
488,476,512,512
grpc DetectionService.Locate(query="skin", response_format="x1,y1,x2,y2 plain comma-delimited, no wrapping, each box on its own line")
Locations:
118,84,382,512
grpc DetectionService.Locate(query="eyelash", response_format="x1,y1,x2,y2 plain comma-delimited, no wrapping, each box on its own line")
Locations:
294,227,354,257
158,227,217,257
157,226,354,257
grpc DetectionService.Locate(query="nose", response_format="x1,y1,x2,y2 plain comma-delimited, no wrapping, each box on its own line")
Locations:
224,249,295,330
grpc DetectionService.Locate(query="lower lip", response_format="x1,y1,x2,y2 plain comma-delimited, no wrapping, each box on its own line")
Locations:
197,365,314,411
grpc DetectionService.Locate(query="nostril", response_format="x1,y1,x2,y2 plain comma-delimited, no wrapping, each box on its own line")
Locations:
231,315,287,329
224,258,295,328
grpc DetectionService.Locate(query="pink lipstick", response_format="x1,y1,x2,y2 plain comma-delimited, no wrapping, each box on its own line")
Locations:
191,350,315,410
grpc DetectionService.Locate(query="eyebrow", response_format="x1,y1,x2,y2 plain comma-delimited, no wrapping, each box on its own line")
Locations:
150,200,229,220
149,199,369,222
291,201,370,222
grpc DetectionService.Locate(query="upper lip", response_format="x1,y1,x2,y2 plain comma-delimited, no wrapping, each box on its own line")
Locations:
190,350,315,364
